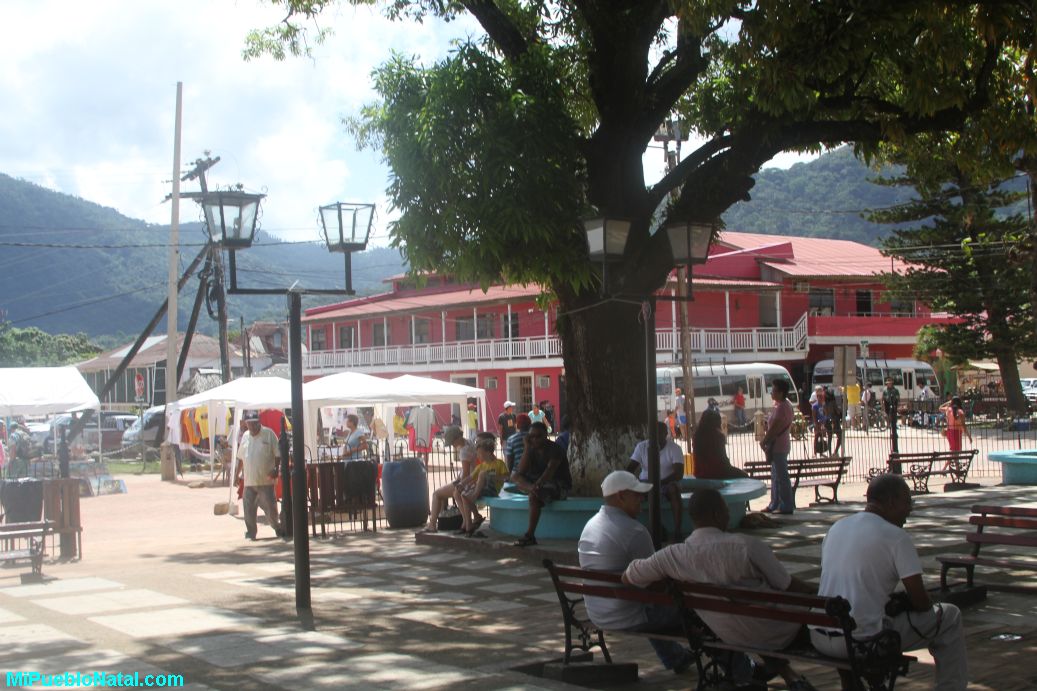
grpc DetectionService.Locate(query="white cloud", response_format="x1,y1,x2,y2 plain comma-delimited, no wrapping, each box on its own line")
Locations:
0,0,476,246
1,0,810,249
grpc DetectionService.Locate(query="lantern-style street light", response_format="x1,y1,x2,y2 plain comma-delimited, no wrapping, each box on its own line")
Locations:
584,214,717,545
201,190,265,249
320,202,375,294
665,219,716,266
194,185,372,617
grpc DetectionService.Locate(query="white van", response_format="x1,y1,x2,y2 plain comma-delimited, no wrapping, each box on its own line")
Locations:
656,362,799,421
812,358,940,400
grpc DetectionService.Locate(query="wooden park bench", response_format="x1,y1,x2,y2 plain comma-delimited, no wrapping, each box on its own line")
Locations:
743,456,852,504
874,450,978,494
543,558,914,690
937,504,1037,589
0,520,54,578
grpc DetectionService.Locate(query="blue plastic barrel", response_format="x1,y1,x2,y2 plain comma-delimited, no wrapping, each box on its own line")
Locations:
381,457,429,528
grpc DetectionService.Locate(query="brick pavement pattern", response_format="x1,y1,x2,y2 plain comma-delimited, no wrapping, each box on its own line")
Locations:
0,475,1033,689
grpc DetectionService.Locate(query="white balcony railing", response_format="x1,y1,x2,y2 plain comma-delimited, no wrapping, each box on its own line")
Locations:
305,319,807,372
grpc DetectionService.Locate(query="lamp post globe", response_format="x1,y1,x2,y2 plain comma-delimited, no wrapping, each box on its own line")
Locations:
201,190,266,249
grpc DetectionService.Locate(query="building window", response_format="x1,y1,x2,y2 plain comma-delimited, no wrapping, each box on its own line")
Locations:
455,315,495,341
311,328,327,351
338,325,356,350
506,313,520,339
856,290,873,316
272,331,282,349
808,288,834,316
372,322,386,347
412,318,431,344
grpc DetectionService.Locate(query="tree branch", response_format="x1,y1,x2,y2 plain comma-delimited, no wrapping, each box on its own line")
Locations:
460,0,529,61
646,135,732,210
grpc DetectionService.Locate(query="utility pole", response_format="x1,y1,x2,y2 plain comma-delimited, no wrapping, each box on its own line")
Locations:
166,82,183,409
181,155,232,383
658,120,697,438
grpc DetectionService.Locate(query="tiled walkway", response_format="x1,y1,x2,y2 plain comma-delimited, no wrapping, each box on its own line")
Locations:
0,475,1034,689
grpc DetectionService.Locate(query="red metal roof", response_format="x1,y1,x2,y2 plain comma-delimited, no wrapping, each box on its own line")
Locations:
303,284,545,323
715,231,908,278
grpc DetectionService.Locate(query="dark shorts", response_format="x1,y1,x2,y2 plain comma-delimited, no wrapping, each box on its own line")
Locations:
515,476,568,504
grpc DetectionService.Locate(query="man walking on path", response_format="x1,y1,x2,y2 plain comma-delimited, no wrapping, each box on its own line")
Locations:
236,410,282,540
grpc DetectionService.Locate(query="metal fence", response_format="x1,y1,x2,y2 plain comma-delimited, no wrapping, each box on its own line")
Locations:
284,406,1037,538
691,403,1037,484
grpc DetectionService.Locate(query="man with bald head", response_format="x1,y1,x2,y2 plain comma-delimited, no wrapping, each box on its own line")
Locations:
623,488,816,688
812,474,967,690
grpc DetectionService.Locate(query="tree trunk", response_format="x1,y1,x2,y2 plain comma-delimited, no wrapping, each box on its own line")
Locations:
557,289,654,496
993,347,1027,414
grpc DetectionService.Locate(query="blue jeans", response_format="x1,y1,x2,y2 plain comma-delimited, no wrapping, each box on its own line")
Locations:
628,604,690,669
767,450,794,513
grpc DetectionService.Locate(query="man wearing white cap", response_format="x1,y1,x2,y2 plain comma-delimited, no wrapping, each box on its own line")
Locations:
235,410,282,541
578,471,692,674
497,401,517,444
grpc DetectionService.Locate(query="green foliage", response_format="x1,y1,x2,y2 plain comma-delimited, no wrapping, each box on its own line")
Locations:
871,148,1035,368
0,322,99,366
352,42,591,290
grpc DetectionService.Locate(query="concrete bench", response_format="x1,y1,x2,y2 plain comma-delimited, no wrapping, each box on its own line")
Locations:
480,478,766,539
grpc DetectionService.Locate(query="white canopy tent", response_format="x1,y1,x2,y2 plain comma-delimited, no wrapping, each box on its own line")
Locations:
0,367,102,454
165,377,293,498
0,366,100,417
301,372,488,455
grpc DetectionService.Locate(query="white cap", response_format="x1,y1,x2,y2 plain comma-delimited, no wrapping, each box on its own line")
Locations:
601,470,653,497
504,400,516,408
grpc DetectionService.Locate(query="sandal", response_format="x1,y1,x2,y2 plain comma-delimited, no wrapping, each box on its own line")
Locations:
417,526,437,534
471,514,485,531
513,535,537,547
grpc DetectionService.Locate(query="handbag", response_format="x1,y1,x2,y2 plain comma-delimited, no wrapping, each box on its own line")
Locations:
437,505,463,531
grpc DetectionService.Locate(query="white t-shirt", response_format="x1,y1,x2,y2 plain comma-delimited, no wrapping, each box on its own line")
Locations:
630,439,684,481
624,527,797,650
818,511,923,637
237,427,280,487
578,505,655,629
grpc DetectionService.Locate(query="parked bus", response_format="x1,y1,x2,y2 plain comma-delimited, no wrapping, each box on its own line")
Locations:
811,358,940,400
656,362,799,423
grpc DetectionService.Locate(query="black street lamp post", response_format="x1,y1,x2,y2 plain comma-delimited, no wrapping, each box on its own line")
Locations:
585,216,716,546
194,186,372,617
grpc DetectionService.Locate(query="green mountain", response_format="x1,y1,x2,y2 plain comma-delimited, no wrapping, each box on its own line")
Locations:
721,146,1029,244
0,173,405,341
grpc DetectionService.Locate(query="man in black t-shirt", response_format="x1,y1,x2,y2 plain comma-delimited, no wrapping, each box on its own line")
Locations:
510,421,571,546
497,401,517,443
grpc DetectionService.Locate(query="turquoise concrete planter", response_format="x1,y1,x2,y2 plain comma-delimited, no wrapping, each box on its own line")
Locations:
988,449,1037,485
482,477,767,538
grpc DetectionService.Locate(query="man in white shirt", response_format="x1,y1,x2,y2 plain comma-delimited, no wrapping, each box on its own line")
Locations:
578,471,691,674
811,474,967,690
624,488,817,689
629,421,685,539
235,410,282,540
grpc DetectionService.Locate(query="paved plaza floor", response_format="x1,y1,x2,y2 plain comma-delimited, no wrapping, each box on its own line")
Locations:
0,474,1034,689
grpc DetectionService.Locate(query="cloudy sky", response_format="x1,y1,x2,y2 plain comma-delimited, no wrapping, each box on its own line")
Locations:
1,1,810,246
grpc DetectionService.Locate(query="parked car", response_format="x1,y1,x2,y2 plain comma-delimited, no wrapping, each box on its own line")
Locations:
40,412,138,453
121,406,165,450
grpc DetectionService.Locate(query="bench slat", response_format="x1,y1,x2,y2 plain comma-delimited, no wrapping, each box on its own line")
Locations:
966,532,1037,548
968,515,1037,531
972,505,1037,519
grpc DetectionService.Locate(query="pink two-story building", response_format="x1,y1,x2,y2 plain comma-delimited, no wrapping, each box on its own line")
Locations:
301,231,952,418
